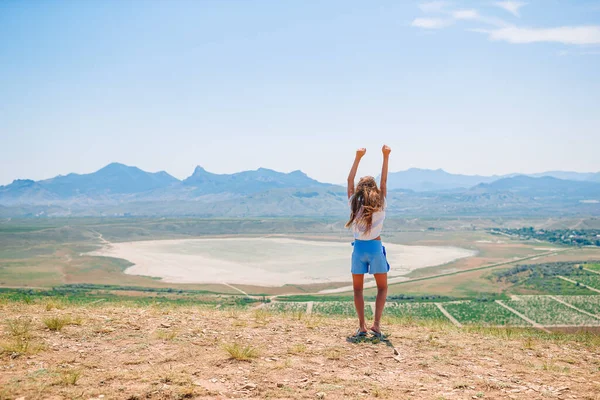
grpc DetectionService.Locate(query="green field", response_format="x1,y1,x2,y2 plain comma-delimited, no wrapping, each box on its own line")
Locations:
519,276,597,295
569,273,600,291
312,301,373,318
557,295,600,316
585,263,600,271
384,302,446,320
504,297,600,326
444,301,531,326
265,301,309,313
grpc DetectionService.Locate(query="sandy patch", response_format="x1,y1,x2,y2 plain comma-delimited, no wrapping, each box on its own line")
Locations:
88,237,476,287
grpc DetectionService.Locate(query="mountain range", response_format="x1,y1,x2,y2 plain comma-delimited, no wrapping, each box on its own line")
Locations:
385,168,600,192
0,163,599,217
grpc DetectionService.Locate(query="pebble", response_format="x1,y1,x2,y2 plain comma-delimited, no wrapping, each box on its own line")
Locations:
316,393,326,399
242,383,257,390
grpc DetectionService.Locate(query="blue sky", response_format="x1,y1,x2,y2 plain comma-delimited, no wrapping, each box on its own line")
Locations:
1,0,599,185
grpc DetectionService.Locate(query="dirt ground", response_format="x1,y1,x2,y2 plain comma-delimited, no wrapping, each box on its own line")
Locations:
1,301,599,400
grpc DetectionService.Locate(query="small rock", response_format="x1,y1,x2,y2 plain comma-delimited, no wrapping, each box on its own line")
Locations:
316,393,326,399
393,348,400,356
362,389,369,393
243,383,257,390
160,322,171,328
557,387,570,392
277,383,284,388
15,397,25,400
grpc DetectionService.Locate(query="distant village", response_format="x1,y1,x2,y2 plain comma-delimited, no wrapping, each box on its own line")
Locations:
490,227,600,247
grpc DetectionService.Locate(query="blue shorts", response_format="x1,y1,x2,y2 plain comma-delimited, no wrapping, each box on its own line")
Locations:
351,240,390,275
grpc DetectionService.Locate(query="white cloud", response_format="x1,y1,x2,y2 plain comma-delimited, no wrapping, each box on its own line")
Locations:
418,1,449,13
494,1,527,17
411,17,453,29
412,1,600,49
452,9,479,20
487,25,600,45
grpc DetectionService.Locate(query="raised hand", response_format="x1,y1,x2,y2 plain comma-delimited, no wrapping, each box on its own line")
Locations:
356,148,367,158
382,145,391,157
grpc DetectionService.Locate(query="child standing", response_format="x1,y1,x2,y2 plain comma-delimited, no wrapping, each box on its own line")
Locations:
346,145,391,337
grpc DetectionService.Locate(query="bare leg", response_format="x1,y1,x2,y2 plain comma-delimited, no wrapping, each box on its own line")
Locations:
352,274,367,332
371,273,388,333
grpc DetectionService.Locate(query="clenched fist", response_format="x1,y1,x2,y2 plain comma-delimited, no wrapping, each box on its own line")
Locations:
382,145,391,156
356,148,367,158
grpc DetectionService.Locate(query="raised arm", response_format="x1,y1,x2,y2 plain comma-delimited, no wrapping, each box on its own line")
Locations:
380,145,391,199
347,148,366,198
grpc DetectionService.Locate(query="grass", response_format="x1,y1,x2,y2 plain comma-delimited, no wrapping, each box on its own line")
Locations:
0,317,43,357
0,336,41,356
58,369,82,386
252,309,272,326
303,314,325,329
43,316,71,331
325,347,343,360
6,317,33,338
222,342,259,361
287,343,307,354
44,299,66,311
156,330,179,341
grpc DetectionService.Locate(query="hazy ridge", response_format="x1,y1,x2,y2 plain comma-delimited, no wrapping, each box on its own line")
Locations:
1,163,599,217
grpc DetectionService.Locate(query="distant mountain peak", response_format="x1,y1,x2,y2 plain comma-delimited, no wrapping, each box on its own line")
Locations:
10,179,36,187
99,162,131,171
192,166,208,174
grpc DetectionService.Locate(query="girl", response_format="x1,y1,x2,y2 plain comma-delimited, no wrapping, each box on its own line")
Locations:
346,145,391,338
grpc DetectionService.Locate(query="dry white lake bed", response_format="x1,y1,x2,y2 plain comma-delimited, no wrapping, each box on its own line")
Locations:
88,237,476,286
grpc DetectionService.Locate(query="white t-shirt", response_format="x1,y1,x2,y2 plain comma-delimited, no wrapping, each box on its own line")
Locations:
349,197,386,240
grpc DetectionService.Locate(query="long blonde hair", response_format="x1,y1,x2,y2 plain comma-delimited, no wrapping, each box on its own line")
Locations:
345,176,384,233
